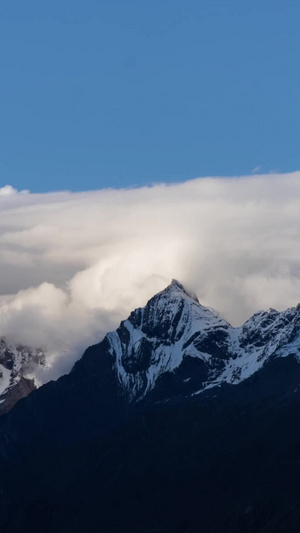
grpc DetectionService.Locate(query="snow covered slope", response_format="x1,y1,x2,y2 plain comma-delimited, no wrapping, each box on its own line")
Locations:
106,280,300,400
0,339,45,413
2,279,300,412
2,281,300,532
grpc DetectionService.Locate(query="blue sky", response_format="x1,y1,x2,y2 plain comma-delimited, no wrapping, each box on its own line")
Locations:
1,0,300,192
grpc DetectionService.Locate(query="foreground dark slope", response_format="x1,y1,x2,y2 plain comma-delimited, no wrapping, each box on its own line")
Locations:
2,360,300,533
1,282,300,532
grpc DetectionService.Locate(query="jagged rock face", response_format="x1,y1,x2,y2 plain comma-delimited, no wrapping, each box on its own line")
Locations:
106,280,300,402
107,280,230,400
0,377,36,415
2,281,300,532
2,279,300,451
0,339,45,413
1,280,300,414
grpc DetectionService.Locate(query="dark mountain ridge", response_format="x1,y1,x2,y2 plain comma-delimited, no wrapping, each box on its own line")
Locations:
1,280,300,532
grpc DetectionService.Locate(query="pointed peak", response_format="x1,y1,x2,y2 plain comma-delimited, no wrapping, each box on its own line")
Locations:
164,279,199,303
170,279,186,291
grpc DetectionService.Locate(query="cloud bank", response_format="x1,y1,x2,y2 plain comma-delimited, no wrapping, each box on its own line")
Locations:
0,173,300,381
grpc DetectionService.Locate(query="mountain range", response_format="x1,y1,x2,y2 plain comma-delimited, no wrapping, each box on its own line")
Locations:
1,280,300,532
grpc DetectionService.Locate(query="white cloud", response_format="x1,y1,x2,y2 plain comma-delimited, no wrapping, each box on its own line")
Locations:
0,184,29,196
0,185,18,196
0,173,300,381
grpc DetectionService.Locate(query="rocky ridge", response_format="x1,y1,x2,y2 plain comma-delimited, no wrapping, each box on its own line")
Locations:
106,279,300,402
0,339,45,414
1,281,300,532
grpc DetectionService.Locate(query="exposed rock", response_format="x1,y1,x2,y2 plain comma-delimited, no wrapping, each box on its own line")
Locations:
0,339,45,413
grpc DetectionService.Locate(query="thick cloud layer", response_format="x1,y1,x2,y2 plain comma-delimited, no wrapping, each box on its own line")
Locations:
0,173,300,381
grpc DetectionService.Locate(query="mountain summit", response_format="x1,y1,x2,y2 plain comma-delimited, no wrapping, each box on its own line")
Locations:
1,280,300,418
104,279,300,403
108,278,228,400
161,278,200,301
2,281,300,532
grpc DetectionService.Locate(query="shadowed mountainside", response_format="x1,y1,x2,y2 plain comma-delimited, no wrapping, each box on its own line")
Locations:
1,281,300,532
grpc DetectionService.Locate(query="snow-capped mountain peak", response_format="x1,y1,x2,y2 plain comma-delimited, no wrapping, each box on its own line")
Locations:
107,280,231,400
103,282,300,402
160,278,199,302
2,281,300,413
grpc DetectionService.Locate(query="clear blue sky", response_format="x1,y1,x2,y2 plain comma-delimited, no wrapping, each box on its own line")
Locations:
1,0,300,192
